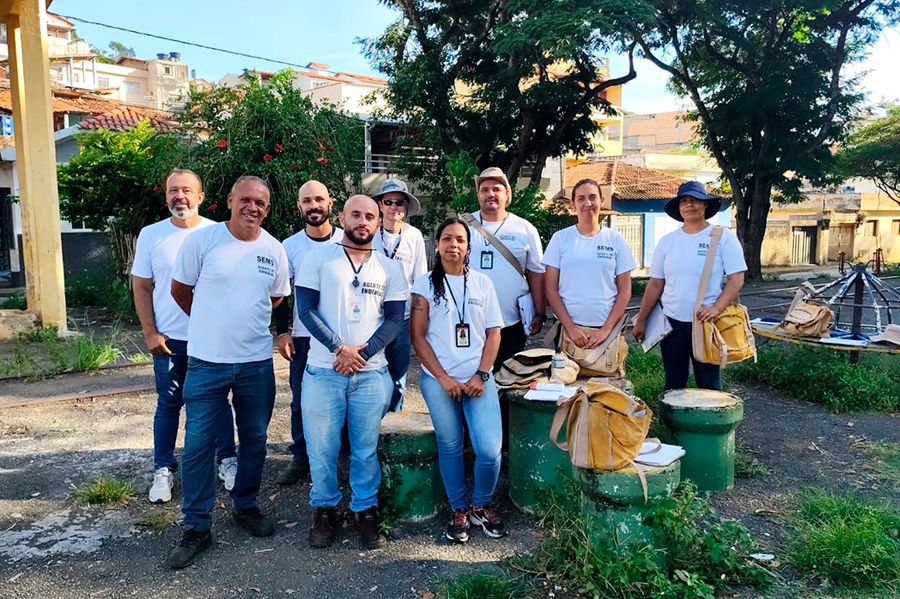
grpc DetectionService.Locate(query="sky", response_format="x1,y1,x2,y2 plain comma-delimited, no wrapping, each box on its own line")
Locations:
52,0,900,115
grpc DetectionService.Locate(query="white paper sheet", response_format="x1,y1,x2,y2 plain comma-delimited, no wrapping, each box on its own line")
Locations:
637,303,672,353
635,441,685,467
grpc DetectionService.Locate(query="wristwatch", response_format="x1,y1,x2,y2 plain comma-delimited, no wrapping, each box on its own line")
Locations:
476,370,490,382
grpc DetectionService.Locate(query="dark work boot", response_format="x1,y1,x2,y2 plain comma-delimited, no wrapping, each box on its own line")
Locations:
355,507,387,550
166,529,212,569
232,507,275,537
309,507,338,548
276,458,309,486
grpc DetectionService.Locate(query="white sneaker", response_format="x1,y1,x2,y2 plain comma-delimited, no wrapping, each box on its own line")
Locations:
218,457,238,491
149,467,173,504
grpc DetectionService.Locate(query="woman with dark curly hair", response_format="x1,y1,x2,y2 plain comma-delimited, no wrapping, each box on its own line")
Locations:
409,217,505,544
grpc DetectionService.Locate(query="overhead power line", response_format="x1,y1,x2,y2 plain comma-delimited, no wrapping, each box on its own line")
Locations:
58,14,338,74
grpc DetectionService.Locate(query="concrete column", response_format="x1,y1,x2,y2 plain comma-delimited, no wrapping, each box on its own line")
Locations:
5,0,67,329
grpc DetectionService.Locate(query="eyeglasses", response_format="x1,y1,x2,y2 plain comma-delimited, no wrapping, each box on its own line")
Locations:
381,198,407,207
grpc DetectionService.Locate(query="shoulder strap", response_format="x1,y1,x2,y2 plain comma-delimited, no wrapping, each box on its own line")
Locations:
583,312,628,364
461,213,526,279
694,225,724,312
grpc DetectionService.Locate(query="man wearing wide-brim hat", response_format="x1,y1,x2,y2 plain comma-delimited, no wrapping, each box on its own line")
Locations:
371,178,428,412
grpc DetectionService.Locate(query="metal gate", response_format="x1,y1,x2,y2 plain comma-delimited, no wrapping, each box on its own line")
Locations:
0,188,13,284
827,224,854,263
615,214,643,268
791,226,817,265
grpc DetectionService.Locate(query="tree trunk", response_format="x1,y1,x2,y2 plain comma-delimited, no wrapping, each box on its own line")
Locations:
733,179,772,280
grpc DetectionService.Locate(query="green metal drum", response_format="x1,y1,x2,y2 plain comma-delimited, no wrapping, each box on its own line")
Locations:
505,377,636,515
575,461,681,549
378,412,444,523
658,389,744,493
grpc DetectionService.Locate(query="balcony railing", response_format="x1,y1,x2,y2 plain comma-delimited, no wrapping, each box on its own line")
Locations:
364,153,438,174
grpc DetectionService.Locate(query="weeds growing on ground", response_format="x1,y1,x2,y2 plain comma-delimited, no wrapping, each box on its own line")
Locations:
17,326,59,343
129,352,152,364
73,331,122,372
74,475,135,506
439,573,528,599
865,442,900,485
1,290,28,310
735,449,770,478
787,489,900,592
137,509,176,531
725,341,900,412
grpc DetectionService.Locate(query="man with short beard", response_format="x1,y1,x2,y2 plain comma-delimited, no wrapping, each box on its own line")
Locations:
132,169,238,505
295,195,407,550
273,180,343,486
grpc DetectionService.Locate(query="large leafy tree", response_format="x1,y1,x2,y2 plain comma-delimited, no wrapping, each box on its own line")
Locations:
362,0,649,186
836,105,900,206
631,0,900,277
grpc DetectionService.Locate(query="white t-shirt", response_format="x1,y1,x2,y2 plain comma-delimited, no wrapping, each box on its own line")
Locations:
371,224,428,319
296,243,408,371
282,228,344,337
649,225,747,322
172,223,291,363
467,211,545,327
411,270,503,383
131,217,215,341
543,226,636,327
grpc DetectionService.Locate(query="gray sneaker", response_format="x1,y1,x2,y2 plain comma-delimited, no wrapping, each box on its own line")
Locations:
149,467,173,504
218,457,238,491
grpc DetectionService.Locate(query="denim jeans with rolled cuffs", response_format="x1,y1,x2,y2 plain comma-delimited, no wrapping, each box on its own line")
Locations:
301,365,392,512
659,318,722,391
152,339,237,471
420,372,503,510
287,337,312,462
384,318,412,412
181,357,276,531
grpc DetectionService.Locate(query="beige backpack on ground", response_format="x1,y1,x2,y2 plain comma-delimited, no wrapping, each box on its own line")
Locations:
780,282,833,338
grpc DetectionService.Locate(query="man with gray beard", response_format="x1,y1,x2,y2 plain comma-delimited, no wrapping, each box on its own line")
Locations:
132,169,238,504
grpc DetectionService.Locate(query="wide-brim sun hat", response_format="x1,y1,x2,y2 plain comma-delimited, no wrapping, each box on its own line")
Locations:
664,180,723,222
871,324,900,346
474,167,512,206
372,178,421,216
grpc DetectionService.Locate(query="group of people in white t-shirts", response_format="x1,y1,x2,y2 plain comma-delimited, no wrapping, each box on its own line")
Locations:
132,165,745,570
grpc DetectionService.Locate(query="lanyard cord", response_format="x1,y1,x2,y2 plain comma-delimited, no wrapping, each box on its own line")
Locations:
479,213,509,248
444,274,468,324
379,224,405,259
343,247,371,287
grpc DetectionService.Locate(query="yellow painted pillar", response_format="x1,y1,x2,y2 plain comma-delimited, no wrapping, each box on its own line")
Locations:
5,0,67,329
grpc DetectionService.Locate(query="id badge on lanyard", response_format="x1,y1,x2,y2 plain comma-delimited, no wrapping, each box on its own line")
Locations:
480,250,494,270
455,323,470,348
348,296,363,323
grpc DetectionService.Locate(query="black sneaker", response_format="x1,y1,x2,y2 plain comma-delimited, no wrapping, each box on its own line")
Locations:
446,508,470,543
470,506,507,538
276,458,309,486
166,529,212,569
355,507,387,550
308,507,338,548
232,506,274,537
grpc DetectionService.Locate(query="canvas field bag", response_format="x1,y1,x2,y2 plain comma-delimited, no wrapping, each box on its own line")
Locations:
549,380,651,472
780,282,833,338
691,226,757,367
546,314,629,378
494,348,579,390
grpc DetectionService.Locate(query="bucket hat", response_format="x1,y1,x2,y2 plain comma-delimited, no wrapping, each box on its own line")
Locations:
870,324,900,346
664,181,723,222
372,178,421,216
474,167,512,206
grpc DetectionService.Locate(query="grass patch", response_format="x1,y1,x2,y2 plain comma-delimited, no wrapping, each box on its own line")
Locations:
74,475,135,507
735,449,770,478
625,346,665,409
440,573,527,599
16,326,59,343
1,290,27,310
129,352,152,364
725,340,900,412
787,489,900,592
137,509,176,531
864,442,900,485
73,335,122,371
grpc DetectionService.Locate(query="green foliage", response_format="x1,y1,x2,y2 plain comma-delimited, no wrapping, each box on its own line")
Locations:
2,291,27,310
510,479,771,598
632,277,648,296
17,326,59,343
725,341,900,412
73,335,122,372
65,274,136,322
864,442,900,486
439,573,527,599
0,343,38,378
74,475,135,506
178,70,364,242
137,509,176,531
836,105,900,207
90,40,136,64
734,449,770,478
787,489,900,591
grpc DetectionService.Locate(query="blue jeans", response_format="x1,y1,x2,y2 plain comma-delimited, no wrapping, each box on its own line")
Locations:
384,318,412,412
420,372,503,510
181,357,276,531
301,365,392,512
288,337,312,461
660,318,722,391
152,339,236,471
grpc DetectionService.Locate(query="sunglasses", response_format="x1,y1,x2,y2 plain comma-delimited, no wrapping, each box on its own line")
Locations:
381,198,407,207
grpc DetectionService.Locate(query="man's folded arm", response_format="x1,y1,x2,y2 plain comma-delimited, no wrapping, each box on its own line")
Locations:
296,286,342,351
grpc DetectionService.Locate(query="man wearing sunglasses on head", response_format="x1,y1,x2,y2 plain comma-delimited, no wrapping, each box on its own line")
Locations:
371,179,427,412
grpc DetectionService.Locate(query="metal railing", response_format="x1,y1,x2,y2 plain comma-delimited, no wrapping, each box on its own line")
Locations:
364,153,439,174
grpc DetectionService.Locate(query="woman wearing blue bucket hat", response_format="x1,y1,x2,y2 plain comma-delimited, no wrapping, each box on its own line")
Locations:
633,181,747,390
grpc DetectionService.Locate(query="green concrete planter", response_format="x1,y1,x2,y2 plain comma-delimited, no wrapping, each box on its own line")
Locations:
378,412,444,523
575,461,681,550
658,389,744,493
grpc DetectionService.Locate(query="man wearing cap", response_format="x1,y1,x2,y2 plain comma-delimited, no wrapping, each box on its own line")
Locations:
464,167,547,371
273,180,344,486
371,179,428,412
633,181,746,391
